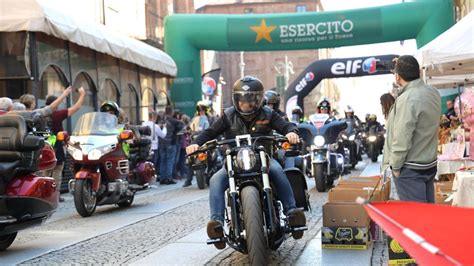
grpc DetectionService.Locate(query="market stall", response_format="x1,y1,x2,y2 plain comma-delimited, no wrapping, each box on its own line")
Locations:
418,11,474,205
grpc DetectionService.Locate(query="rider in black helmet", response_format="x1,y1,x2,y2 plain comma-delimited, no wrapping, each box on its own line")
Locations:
291,106,304,124
186,76,306,249
100,100,120,117
264,89,287,120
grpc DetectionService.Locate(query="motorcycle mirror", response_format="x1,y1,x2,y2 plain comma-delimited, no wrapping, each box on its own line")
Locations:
119,130,134,141
56,131,69,142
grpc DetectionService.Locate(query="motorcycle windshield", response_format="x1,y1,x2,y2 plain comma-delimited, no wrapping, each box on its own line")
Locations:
72,112,121,136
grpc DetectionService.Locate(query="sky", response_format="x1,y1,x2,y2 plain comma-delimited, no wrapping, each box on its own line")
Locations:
195,0,419,121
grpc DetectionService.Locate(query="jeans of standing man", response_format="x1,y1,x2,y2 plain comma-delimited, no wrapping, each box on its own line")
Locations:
152,149,159,176
176,148,188,178
393,166,437,203
172,144,181,179
159,144,178,181
209,158,296,223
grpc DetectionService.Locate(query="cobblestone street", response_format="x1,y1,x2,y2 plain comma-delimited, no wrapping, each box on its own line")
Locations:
1,158,389,265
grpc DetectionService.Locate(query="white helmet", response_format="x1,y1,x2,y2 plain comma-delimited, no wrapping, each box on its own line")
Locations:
344,105,354,113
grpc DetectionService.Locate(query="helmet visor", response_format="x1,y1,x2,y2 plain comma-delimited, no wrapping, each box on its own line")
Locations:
233,91,263,115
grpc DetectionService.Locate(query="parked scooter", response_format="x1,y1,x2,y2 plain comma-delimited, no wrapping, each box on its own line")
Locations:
189,135,308,265
307,114,348,192
0,114,59,251
67,112,156,217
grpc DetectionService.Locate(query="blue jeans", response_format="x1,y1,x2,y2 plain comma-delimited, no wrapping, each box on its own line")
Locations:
209,158,296,223
159,144,178,181
152,149,159,175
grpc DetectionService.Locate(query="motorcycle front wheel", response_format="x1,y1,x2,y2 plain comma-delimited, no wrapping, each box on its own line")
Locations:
0,232,17,251
313,163,326,192
241,186,268,266
74,179,97,217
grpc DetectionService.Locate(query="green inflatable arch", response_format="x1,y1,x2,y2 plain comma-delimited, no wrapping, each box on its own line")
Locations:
165,0,454,115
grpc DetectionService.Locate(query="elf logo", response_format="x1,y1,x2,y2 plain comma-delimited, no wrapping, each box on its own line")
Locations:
295,72,315,92
331,57,379,75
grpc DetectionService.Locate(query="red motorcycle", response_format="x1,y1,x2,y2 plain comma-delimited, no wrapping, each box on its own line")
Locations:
0,114,60,251
66,112,156,217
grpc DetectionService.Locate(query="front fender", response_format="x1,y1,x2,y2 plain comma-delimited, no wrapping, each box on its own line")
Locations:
75,170,101,192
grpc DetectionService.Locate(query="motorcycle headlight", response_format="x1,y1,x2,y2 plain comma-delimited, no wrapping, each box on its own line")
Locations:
349,134,356,141
67,146,83,161
235,148,257,171
314,136,325,147
368,136,377,142
87,145,114,160
88,149,103,160
341,134,348,140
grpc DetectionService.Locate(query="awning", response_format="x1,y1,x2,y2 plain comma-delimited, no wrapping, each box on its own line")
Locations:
418,11,474,87
0,0,177,77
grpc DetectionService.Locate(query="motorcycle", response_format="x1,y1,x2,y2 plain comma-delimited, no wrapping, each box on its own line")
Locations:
186,144,223,189
67,112,156,217
189,135,309,265
365,125,384,163
307,114,348,192
0,114,59,251
340,129,363,168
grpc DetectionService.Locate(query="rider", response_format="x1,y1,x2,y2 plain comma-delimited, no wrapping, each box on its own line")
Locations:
264,89,287,120
342,105,361,135
316,99,337,124
291,106,305,124
186,76,306,249
367,114,385,152
189,101,211,132
99,100,130,156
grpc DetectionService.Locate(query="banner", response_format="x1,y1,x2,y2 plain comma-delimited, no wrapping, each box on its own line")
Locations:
284,54,398,115
201,68,221,96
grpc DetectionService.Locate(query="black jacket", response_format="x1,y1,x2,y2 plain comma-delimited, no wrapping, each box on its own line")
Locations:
192,106,297,146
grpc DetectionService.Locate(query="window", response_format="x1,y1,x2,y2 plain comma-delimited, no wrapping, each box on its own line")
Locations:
244,8,253,14
296,5,306,12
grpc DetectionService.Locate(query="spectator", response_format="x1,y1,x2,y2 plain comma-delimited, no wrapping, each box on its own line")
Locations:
445,99,457,121
0,97,13,114
142,110,167,178
43,87,86,202
19,88,72,116
158,106,184,185
383,55,441,203
380,93,396,120
12,102,26,111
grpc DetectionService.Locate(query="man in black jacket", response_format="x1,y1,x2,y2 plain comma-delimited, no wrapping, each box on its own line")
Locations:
186,76,306,249
159,106,184,185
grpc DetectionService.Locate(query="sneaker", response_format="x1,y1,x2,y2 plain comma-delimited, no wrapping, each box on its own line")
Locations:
58,196,65,202
182,180,192,187
288,209,306,240
206,220,225,249
167,179,177,185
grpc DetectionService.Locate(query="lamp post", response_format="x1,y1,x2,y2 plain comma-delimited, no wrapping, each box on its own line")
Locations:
239,51,245,78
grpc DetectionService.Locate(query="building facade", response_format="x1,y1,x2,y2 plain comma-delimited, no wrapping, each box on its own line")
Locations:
197,0,338,115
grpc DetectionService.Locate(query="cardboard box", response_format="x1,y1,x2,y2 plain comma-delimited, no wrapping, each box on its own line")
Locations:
321,226,370,249
328,187,383,202
322,202,371,249
387,236,416,265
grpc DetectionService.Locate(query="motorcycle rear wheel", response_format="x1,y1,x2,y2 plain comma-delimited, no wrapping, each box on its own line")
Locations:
0,232,17,251
313,164,326,192
196,170,206,190
74,179,97,217
241,186,268,266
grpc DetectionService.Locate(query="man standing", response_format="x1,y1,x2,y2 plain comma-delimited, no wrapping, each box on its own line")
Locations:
142,111,167,177
44,87,86,202
384,55,441,203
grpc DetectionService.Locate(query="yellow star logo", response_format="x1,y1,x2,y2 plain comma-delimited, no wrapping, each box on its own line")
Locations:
250,19,276,43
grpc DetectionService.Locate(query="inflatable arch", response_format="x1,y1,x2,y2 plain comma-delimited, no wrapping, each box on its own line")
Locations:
165,0,454,115
284,54,398,115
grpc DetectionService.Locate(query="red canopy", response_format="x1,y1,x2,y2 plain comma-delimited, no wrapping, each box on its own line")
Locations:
364,201,474,265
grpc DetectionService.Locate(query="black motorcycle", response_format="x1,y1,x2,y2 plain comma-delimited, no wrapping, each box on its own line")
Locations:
189,134,308,265
340,130,363,168
305,120,348,192
186,144,223,189
365,125,384,163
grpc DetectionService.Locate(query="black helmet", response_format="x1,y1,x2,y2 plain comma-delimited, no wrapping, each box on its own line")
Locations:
100,100,120,117
232,76,264,116
263,89,280,109
317,99,331,113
